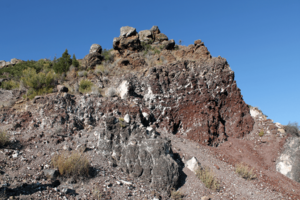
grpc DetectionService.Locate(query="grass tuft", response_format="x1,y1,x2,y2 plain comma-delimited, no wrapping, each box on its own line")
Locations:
51,151,90,178
79,79,93,93
196,167,220,191
170,189,183,200
0,131,10,147
235,163,256,180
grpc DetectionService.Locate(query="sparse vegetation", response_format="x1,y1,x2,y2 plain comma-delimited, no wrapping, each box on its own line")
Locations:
92,187,103,200
0,80,19,90
79,79,93,93
235,163,256,180
285,122,300,137
102,49,114,62
21,68,58,99
170,189,183,200
0,131,10,147
51,151,91,178
259,129,264,137
78,70,88,77
196,167,220,191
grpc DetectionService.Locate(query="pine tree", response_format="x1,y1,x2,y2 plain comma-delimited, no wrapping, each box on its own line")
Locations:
53,49,72,74
72,54,79,68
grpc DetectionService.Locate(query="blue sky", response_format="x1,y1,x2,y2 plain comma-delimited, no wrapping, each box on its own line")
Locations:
1,0,299,125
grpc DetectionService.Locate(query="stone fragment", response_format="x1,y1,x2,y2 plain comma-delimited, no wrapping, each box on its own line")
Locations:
43,169,59,180
124,114,130,124
186,157,201,174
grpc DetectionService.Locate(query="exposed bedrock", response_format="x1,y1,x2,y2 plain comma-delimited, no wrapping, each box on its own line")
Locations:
96,116,179,191
277,136,300,183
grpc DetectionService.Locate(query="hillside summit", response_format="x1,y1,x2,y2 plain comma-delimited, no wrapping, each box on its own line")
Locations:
0,26,299,199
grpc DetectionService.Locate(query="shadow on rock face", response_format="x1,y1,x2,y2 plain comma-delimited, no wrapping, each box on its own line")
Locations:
2,180,65,197
172,152,187,189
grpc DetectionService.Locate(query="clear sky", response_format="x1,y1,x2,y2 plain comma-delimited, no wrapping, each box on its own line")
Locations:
1,0,299,125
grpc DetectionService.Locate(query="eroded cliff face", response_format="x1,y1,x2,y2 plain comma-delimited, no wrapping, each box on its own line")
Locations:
0,26,255,192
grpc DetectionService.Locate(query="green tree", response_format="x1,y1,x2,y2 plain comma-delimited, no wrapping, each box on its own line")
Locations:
72,54,79,68
53,49,72,74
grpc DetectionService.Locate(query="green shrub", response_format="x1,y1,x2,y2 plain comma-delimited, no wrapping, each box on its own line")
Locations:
259,130,264,137
236,163,256,180
0,60,46,80
0,80,19,90
79,79,93,93
0,131,10,147
196,167,220,191
102,49,114,62
21,68,58,99
51,151,90,178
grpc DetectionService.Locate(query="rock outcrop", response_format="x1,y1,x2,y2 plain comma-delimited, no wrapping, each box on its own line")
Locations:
276,136,300,183
81,44,103,69
0,58,23,68
97,116,179,191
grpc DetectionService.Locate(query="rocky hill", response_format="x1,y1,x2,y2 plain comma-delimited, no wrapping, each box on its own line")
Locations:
0,26,299,199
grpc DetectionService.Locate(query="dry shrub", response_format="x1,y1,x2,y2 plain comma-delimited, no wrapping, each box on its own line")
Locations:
170,189,183,200
196,167,220,191
235,163,256,180
51,151,90,178
92,187,103,200
0,131,10,147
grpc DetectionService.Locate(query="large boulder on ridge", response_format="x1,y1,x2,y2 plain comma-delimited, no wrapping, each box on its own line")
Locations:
113,26,141,52
89,44,102,54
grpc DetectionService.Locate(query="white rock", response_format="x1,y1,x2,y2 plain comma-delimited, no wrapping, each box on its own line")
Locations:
124,114,130,123
186,157,201,174
120,180,132,185
118,81,129,99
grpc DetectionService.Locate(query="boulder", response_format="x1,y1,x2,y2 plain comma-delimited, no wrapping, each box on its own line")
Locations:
113,35,141,52
81,52,103,70
120,26,137,37
150,25,160,35
139,30,153,43
161,39,175,50
10,58,22,65
96,116,179,191
155,33,168,42
186,157,201,174
89,44,102,54
0,61,6,68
